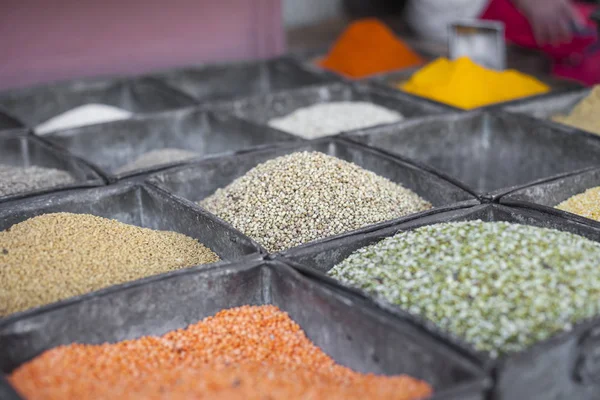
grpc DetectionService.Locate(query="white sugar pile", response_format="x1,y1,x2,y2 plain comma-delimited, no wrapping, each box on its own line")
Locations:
36,104,133,135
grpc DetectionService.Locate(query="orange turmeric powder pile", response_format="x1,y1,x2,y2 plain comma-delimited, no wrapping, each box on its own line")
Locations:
319,18,424,78
10,305,432,400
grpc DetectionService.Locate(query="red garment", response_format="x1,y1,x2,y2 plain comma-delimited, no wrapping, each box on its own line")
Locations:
480,0,600,85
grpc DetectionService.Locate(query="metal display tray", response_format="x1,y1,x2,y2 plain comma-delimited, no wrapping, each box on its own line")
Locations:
344,111,600,197
146,137,478,253
0,181,264,320
0,260,490,400
145,56,336,103
207,81,454,133
42,107,300,183
0,76,196,129
499,166,600,228
0,133,105,203
277,203,600,400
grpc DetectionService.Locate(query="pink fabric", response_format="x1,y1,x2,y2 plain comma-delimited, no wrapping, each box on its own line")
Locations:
480,0,600,85
0,0,285,90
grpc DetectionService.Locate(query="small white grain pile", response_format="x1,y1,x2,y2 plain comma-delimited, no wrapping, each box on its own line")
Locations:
267,102,403,139
35,104,133,135
0,164,75,196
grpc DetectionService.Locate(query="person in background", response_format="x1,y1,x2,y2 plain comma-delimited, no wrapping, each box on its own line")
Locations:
406,0,584,45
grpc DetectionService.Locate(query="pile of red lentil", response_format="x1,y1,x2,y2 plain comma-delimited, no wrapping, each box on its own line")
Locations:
9,305,432,400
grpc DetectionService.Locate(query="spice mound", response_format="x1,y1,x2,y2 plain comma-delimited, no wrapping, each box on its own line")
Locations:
0,213,219,316
0,164,75,197
401,57,549,109
553,86,600,135
200,151,431,252
35,104,133,135
116,148,199,174
330,221,600,357
267,102,403,139
319,18,424,78
556,186,600,221
9,305,432,400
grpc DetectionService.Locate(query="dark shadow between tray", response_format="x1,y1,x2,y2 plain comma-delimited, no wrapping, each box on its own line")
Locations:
42,107,300,182
0,260,489,400
344,111,600,197
277,203,600,400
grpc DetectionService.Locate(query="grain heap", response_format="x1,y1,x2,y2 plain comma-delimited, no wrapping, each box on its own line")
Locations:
116,148,198,173
553,86,600,136
0,213,219,316
0,164,75,197
200,152,431,252
556,186,600,221
330,221,600,357
9,305,432,400
267,102,403,139
401,57,549,109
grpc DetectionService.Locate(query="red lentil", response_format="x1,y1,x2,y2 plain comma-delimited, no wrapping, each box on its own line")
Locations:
10,305,432,400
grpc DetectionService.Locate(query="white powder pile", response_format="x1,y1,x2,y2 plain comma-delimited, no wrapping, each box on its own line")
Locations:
35,104,133,135
267,102,403,139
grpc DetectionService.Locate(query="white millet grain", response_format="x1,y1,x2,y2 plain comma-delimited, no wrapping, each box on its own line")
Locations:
267,102,403,139
0,212,220,316
556,186,600,221
35,104,133,135
116,148,199,174
0,164,75,197
200,151,431,253
330,221,600,357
